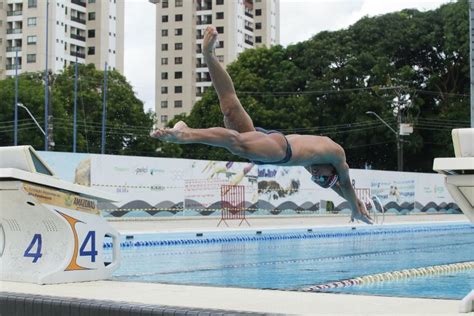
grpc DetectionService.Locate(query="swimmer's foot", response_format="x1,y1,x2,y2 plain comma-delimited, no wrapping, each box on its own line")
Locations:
150,121,189,144
203,26,218,56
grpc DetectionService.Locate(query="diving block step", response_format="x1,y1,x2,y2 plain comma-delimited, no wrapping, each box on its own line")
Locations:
459,290,474,313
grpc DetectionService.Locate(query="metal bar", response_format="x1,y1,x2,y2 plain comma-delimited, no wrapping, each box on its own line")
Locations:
73,54,78,152
44,1,49,151
14,50,19,145
101,62,108,154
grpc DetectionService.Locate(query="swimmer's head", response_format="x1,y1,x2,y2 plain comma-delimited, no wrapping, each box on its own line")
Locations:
307,164,339,189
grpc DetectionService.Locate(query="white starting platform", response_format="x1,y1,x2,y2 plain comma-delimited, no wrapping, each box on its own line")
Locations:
433,128,474,224
0,146,121,284
433,128,474,313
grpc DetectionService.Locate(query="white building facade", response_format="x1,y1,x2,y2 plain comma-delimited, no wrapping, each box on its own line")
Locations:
0,0,124,79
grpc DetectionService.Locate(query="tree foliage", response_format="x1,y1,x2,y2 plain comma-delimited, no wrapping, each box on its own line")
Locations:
0,64,160,156
168,0,469,172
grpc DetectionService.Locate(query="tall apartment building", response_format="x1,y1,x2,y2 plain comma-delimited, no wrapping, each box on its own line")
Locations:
0,0,124,80
151,0,280,127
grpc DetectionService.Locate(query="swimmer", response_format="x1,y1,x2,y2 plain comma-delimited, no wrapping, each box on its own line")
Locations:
151,26,372,225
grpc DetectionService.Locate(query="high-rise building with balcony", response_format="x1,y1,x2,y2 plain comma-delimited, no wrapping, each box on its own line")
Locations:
151,0,280,127
0,0,124,79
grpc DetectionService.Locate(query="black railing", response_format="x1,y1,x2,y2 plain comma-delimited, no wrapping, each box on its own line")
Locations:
7,28,22,34
71,16,86,24
71,0,86,7
6,47,22,52
7,10,23,16
6,64,22,70
244,39,254,46
71,51,86,59
71,34,86,41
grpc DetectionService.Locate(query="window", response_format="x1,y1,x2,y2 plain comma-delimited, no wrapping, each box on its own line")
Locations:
219,40,224,48
161,43,168,51
175,57,182,64
216,26,224,33
88,46,95,55
175,0,183,7
256,22,261,30
27,54,36,63
216,0,224,4
175,42,182,50
217,55,224,62
161,29,168,37
27,36,37,45
256,9,262,16
161,115,168,123
162,15,168,23
175,28,182,36
161,87,168,94
175,14,183,21
256,36,262,43
161,101,168,108
28,0,37,8
174,86,182,93
27,17,37,26
216,12,224,19
161,57,168,65
174,71,182,79
88,29,95,38
161,72,168,80
162,0,168,8
174,100,183,108
88,12,96,20
88,0,96,3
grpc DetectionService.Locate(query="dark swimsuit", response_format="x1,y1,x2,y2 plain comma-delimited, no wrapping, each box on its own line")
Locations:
251,127,293,165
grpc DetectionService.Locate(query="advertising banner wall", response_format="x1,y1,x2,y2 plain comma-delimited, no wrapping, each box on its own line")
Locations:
37,151,459,218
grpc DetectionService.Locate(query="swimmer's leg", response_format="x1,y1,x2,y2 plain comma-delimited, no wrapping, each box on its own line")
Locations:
152,121,287,163
203,26,255,133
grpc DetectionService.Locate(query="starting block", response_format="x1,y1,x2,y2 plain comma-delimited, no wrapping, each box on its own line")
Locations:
0,146,121,284
433,128,474,224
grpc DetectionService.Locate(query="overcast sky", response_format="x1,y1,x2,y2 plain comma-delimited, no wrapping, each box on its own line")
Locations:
124,0,453,112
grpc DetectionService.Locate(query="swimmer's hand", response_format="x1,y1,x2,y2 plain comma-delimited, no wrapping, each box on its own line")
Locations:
350,199,374,225
150,121,188,144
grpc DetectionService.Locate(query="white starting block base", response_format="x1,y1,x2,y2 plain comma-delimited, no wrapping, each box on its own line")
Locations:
0,146,121,284
433,129,474,225
460,290,474,313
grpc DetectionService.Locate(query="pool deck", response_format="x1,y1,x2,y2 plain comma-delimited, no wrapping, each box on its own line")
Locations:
2,214,474,315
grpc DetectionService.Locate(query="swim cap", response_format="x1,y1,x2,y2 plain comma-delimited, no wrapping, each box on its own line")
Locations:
311,174,339,188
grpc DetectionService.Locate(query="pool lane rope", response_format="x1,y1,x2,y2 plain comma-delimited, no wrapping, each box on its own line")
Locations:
302,261,474,292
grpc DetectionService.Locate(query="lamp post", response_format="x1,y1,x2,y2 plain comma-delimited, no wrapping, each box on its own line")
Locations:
17,103,46,136
366,111,403,171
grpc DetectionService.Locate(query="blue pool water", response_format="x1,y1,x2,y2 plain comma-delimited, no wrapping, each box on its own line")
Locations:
110,222,474,299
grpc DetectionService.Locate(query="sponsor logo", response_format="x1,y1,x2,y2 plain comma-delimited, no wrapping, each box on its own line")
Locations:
258,169,277,178
150,185,165,191
73,197,97,210
150,168,164,175
135,167,148,175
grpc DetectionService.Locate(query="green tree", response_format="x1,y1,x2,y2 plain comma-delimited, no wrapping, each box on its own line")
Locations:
0,64,160,156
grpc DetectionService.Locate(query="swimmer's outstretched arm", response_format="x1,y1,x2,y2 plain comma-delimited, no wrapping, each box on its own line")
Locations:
333,160,373,224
